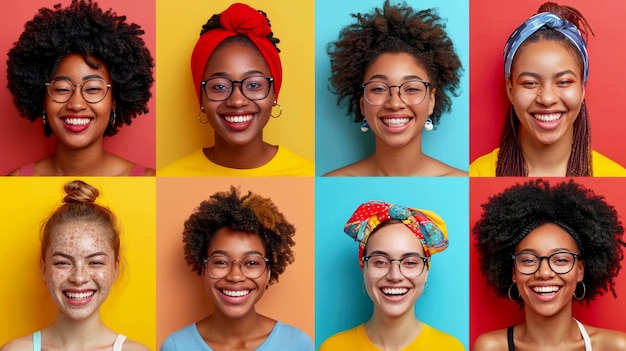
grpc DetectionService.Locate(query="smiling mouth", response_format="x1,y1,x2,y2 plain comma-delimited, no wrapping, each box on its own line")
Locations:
63,117,92,126
532,285,560,295
381,117,411,127
381,287,409,296
532,113,562,122
221,289,251,297
224,114,254,123
64,291,95,300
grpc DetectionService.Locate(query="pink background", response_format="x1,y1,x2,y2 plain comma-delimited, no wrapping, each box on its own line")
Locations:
0,0,156,174
470,0,626,168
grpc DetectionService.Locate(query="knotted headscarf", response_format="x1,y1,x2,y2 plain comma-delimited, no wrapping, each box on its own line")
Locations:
190,3,283,104
344,200,449,268
504,12,589,84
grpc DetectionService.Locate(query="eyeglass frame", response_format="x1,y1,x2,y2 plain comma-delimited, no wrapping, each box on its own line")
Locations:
360,79,432,106
202,254,270,279
201,76,274,102
44,77,112,104
361,253,430,278
512,251,580,275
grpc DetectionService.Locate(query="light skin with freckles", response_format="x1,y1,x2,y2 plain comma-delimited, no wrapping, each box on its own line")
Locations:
0,221,148,351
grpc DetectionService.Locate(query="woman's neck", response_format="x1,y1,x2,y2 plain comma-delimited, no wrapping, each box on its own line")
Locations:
364,309,422,351
519,303,579,346
370,137,429,176
520,130,574,176
45,311,111,347
198,310,275,349
52,141,110,175
206,137,277,169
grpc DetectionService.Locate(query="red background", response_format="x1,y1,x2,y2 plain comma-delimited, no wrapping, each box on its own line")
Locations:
470,177,626,347
469,0,626,168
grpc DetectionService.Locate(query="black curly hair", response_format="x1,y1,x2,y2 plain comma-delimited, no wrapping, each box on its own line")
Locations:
473,179,625,305
182,186,295,286
326,0,463,126
198,9,280,53
6,0,154,137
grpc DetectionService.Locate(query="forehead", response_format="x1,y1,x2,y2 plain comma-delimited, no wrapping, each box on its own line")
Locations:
515,223,579,253
203,41,271,78
47,221,114,254
365,222,425,256
513,40,582,72
364,52,429,82
53,53,111,80
207,228,266,256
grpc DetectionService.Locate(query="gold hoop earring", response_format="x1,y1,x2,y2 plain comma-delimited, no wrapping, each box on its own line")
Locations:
198,111,209,124
574,281,586,301
271,103,282,118
110,110,116,126
508,282,520,301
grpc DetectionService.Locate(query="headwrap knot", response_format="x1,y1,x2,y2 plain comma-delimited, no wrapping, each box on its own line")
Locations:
504,12,589,84
191,3,282,105
344,200,449,269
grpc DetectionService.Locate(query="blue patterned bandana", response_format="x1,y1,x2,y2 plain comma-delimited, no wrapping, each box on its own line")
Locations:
504,12,589,84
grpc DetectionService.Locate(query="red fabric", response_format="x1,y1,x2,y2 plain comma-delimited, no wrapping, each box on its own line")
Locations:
190,3,282,105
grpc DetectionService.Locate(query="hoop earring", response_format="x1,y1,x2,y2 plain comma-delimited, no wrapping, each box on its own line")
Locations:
110,110,116,126
198,111,209,124
574,281,586,301
423,280,429,295
424,117,433,131
271,103,282,118
42,111,48,125
508,282,520,301
360,119,369,132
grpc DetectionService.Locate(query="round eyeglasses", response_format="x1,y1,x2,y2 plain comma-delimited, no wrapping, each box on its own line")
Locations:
201,76,274,102
512,251,580,275
361,80,431,106
203,254,269,279
45,78,112,104
362,254,429,278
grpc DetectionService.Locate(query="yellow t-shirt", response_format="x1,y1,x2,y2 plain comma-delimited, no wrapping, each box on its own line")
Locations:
157,146,314,177
469,148,626,176
319,323,465,351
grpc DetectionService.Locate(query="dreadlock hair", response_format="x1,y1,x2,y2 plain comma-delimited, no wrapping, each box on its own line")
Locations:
473,179,625,306
6,0,154,137
497,2,594,176
326,0,462,126
182,186,296,286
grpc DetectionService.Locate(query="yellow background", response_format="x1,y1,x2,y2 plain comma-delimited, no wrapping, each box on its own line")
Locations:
0,177,156,350
156,0,315,168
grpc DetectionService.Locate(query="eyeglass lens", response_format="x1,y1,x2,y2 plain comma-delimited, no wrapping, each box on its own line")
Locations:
202,76,272,102
513,251,577,275
46,78,110,104
205,255,268,279
362,80,429,106
364,254,427,278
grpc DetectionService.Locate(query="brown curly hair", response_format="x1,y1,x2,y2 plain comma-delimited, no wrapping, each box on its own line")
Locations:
327,0,463,126
182,186,295,285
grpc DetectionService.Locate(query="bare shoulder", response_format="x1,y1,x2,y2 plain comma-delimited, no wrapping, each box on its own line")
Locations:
426,157,468,176
323,159,371,176
142,167,156,176
122,338,152,351
0,335,33,351
587,325,626,350
473,329,508,351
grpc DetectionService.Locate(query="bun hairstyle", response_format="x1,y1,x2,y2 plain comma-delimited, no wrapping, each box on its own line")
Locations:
41,180,120,260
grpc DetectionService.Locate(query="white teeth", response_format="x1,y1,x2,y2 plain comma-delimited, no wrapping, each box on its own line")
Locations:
382,118,410,127
382,287,408,295
65,291,95,300
224,114,253,123
64,118,91,126
533,113,562,122
532,286,560,294
221,289,250,297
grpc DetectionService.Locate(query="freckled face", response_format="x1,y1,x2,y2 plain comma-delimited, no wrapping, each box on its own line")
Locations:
41,222,118,321
507,40,585,147
45,53,115,149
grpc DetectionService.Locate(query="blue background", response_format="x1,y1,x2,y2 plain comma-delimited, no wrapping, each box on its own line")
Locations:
315,177,469,349
314,0,470,175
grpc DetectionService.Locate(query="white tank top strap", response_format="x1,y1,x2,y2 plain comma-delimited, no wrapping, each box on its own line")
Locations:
112,334,127,351
574,319,592,351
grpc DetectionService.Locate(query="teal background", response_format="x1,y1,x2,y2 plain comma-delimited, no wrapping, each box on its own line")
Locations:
315,0,470,175
315,177,469,349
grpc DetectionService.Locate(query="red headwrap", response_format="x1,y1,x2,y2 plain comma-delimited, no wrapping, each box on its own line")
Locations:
190,3,282,105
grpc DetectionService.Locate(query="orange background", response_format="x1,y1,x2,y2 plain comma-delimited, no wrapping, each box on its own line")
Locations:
156,177,315,348
0,0,156,174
